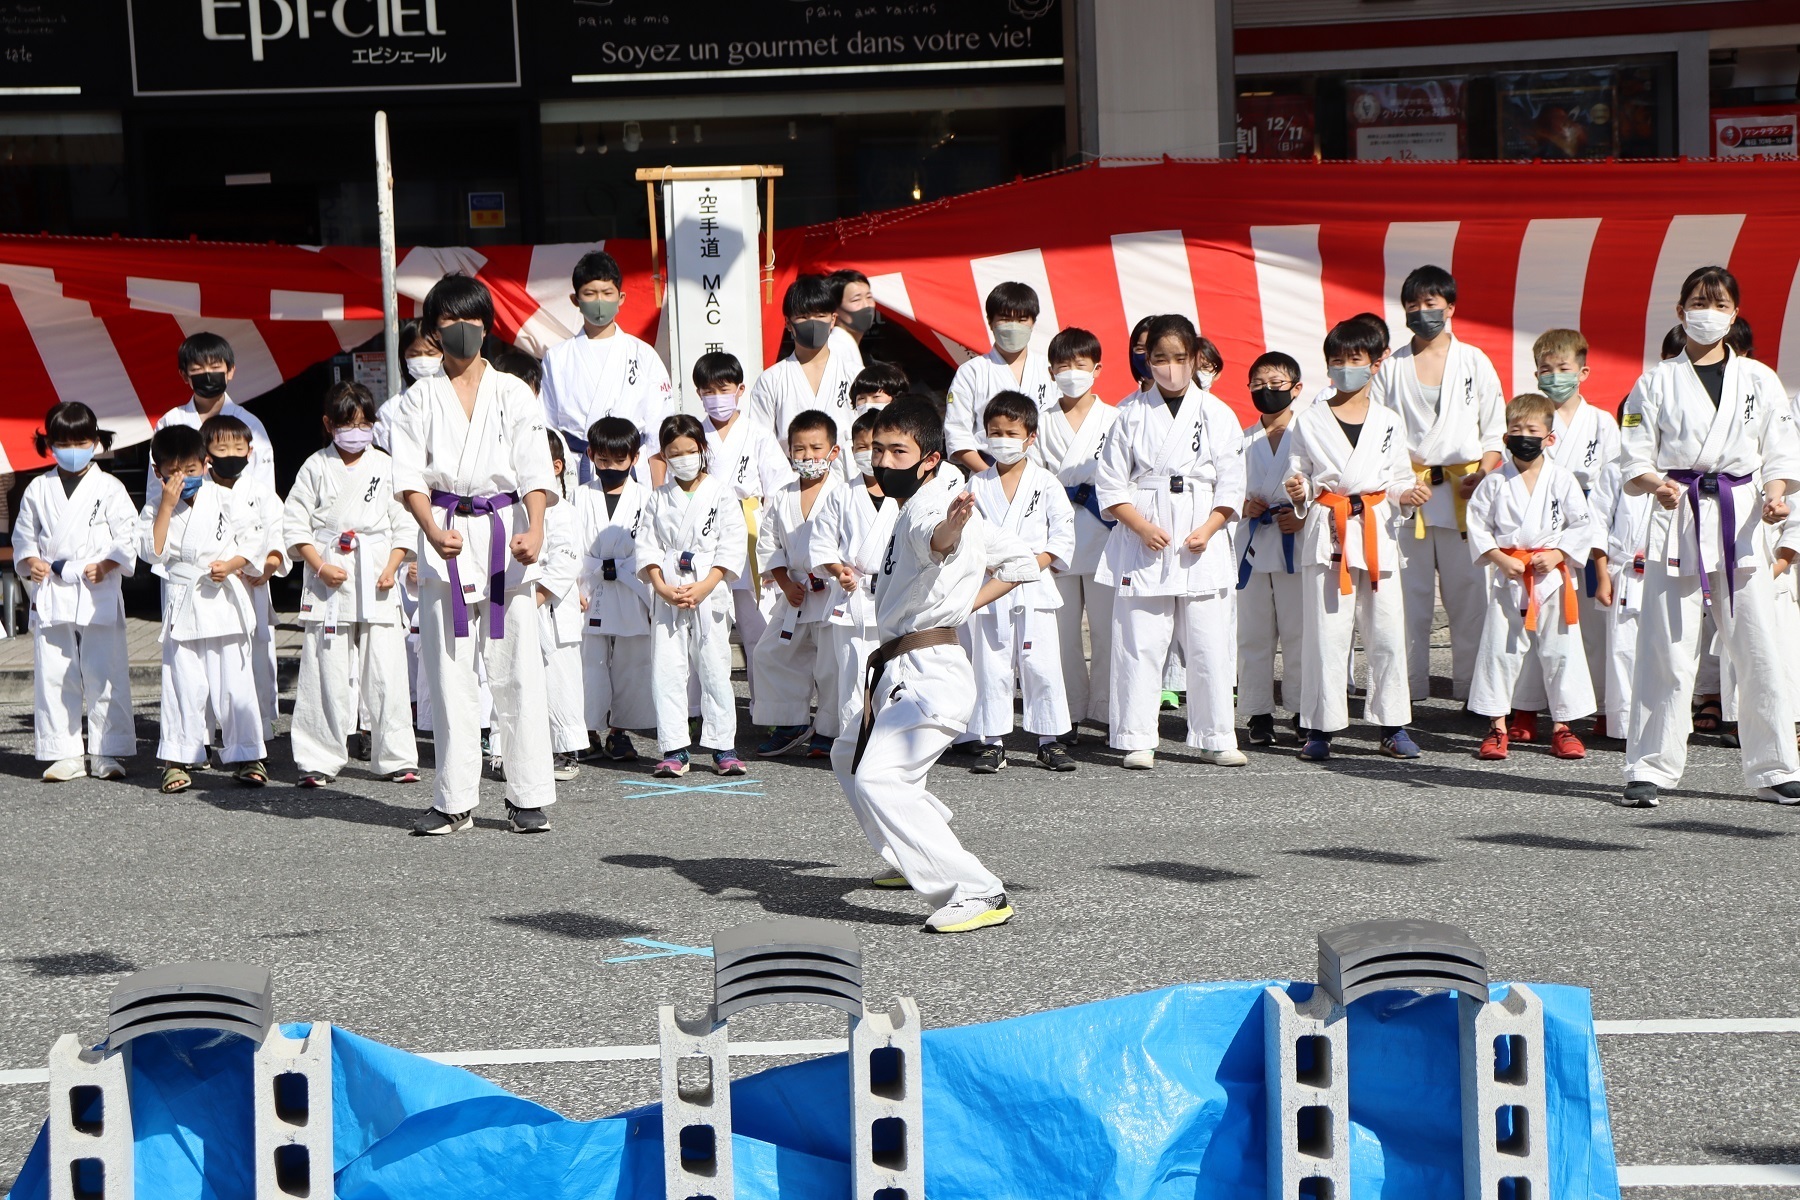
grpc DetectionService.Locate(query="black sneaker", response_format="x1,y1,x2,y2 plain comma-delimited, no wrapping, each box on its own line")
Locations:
348,731,372,761
1057,728,1080,747
970,746,1007,774
1247,714,1276,746
1037,743,1077,772
1620,781,1661,809
506,802,551,833
412,807,473,836
604,731,638,762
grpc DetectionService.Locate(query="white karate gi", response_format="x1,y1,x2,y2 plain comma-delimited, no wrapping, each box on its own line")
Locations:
145,397,277,507
540,328,673,468
706,413,797,682
387,364,561,814
1466,461,1597,722
1236,417,1306,720
140,480,264,764
751,473,852,733
1589,464,1652,735
1093,385,1247,753
827,468,1039,910
13,468,137,761
223,476,286,739
1369,335,1505,700
528,495,588,755
967,461,1076,740
744,346,864,480
638,474,747,754
822,487,885,739
1618,349,1800,791
1286,402,1418,735
282,446,416,777
575,478,655,732
944,348,1055,462
1031,398,1120,725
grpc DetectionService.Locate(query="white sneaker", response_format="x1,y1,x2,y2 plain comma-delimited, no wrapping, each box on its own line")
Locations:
1198,747,1248,767
90,756,127,781
1122,749,1155,770
553,753,580,781
42,757,87,782
925,893,1015,932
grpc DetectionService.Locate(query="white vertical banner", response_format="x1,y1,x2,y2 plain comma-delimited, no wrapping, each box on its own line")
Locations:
662,177,763,414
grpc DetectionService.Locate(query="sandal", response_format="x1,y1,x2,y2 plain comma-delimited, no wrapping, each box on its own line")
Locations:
297,772,331,788
160,766,191,794
1692,696,1723,733
233,760,269,787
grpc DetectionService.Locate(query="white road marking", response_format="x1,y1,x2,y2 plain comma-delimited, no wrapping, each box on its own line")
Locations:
1595,1018,1800,1035
1620,1163,1800,1187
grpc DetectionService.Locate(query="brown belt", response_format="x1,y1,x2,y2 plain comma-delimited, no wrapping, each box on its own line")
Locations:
852,626,961,772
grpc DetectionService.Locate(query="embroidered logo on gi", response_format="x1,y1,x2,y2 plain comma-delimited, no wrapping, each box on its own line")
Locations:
1024,490,1040,517
364,478,382,502
215,512,228,538
1745,392,1756,423
1550,498,1562,528
700,507,716,537
737,458,750,484
1584,438,1598,467
627,359,639,386
89,503,104,526
1381,428,1393,453
882,536,896,575
1621,411,1643,428
1192,425,1204,453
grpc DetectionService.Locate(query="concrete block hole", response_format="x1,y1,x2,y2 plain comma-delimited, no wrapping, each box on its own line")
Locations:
1499,1178,1533,1200
1296,1105,1333,1159
870,1116,908,1171
273,1144,311,1198
68,1157,105,1200
1493,1034,1528,1085
67,1086,104,1136
273,1071,310,1126
868,1045,905,1100
678,1124,718,1172
677,1057,713,1105
872,1191,909,1200
1495,1105,1530,1157
1295,1035,1331,1088
1298,1178,1335,1200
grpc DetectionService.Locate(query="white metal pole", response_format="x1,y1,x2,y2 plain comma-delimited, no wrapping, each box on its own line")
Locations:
375,110,401,402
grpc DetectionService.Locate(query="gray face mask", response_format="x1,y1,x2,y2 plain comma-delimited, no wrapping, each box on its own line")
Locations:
437,322,484,360
992,320,1033,354
578,296,622,327
1328,364,1373,394
841,306,875,335
792,319,833,350
1405,308,1447,340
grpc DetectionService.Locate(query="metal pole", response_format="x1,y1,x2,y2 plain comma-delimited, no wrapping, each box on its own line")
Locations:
375,111,401,402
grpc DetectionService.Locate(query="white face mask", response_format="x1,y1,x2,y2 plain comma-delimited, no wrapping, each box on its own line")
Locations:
792,456,833,481
1681,308,1733,346
1054,369,1094,399
986,437,1027,466
854,397,889,412
1196,369,1217,391
407,356,444,379
667,453,702,482
854,450,874,476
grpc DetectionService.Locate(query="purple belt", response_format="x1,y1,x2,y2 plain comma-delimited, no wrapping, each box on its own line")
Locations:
429,490,518,638
1665,470,1753,614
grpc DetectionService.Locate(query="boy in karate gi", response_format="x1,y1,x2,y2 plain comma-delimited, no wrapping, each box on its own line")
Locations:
1033,327,1118,738
1369,265,1505,703
148,332,278,507
1617,265,1800,808
753,409,851,758
1237,352,1308,746
1466,394,1597,760
14,402,137,781
746,276,864,479
945,282,1055,475
541,249,673,479
529,429,586,781
141,425,266,793
830,399,1040,932
966,391,1078,772
1284,319,1425,761
284,382,418,787
575,417,655,762
1094,314,1247,771
387,274,561,835
202,414,285,742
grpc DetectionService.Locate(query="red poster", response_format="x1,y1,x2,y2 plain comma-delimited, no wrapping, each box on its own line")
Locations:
1237,94,1316,161
1713,107,1800,159
1347,78,1467,162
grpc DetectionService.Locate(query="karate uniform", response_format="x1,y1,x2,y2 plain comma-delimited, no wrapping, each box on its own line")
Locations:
282,445,416,778
223,475,286,740
1236,417,1306,721
540,329,673,470
12,468,137,762
944,349,1055,463
1030,399,1120,725
752,473,849,734
1094,384,1247,753
530,493,588,756
1618,349,1800,792
1369,335,1505,700
386,363,561,815
822,487,884,739
706,413,797,684
1590,463,1653,736
145,396,277,507
827,468,1039,910
140,480,264,765
1466,461,1597,722
744,346,864,480
575,478,655,733
638,474,747,754
1286,402,1418,735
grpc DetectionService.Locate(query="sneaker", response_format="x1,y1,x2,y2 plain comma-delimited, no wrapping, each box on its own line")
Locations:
1549,728,1586,760
1591,715,1611,741
553,753,581,781
1755,781,1800,805
653,751,690,778
1380,729,1422,759
42,757,88,782
1036,743,1077,772
807,734,833,758
389,767,421,783
1160,690,1181,710
1299,732,1332,762
713,749,748,777
233,760,269,787
1247,714,1276,746
970,745,1007,774
487,756,507,781
1620,781,1661,808
756,724,813,758
348,731,372,761
604,731,638,762
1122,749,1155,770
926,893,1015,933
1476,730,1509,760
1057,728,1080,747
90,756,127,781
412,807,473,835
298,771,332,788
506,801,551,833
1507,710,1539,743
870,872,912,889
1197,747,1248,767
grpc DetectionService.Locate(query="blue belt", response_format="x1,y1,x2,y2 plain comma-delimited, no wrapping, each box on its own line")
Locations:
1237,504,1296,589
1065,483,1116,530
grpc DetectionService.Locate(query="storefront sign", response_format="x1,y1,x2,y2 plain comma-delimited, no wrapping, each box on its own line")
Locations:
467,191,505,229
126,0,521,96
662,177,764,408
1498,68,1616,159
1712,107,1799,159
0,1,90,94
1237,94,1315,161
1347,78,1466,162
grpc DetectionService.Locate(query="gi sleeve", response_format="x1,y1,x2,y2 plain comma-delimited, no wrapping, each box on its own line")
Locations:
10,479,43,564
1041,476,1077,573
1556,474,1596,561
1284,420,1316,514
758,429,798,500
756,490,789,579
1589,463,1621,557
1617,372,1660,484
634,493,668,583
386,393,429,501
712,490,747,585
102,481,138,577
1464,474,1502,559
943,359,983,458
976,515,1041,584
1754,369,1800,494
506,383,560,504
1093,404,1138,512
138,502,172,567
743,371,780,443
536,509,580,603
1473,350,1506,454
1206,397,1246,518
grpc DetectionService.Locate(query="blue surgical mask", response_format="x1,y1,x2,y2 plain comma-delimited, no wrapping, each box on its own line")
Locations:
179,476,204,502
52,445,95,473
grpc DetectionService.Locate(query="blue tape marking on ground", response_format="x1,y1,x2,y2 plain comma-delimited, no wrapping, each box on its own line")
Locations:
604,937,714,964
620,779,765,800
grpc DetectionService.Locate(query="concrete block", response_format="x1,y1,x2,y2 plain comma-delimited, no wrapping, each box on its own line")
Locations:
254,1023,333,1200
47,1035,133,1200
659,1004,734,1200
849,997,924,1200
1263,986,1349,1200
107,961,273,1049
1459,984,1549,1200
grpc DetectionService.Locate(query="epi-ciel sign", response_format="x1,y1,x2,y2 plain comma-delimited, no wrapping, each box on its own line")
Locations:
126,0,521,96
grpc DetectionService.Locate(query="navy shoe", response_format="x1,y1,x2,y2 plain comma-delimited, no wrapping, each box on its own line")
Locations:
1299,732,1332,761
1380,728,1422,759
756,724,812,758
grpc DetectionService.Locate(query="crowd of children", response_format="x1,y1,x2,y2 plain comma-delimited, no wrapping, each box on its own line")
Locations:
15,253,1800,932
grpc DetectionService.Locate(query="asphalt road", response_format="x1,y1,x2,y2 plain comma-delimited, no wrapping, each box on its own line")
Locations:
2,654,1797,1198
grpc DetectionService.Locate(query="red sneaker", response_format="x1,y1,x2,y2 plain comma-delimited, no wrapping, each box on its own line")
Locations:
1550,728,1587,759
1507,709,1539,743
1477,729,1510,760
1590,715,1608,740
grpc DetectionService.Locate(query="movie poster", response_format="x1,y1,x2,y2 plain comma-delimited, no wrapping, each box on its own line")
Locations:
1346,79,1466,162
1498,68,1616,159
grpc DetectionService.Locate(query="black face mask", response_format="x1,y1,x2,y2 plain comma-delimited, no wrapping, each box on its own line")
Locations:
437,322,485,360
1405,308,1447,340
841,307,876,335
1505,434,1545,463
595,467,631,490
189,370,228,399
210,454,249,481
792,319,833,351
1251,386,1294,415
874,461,929,501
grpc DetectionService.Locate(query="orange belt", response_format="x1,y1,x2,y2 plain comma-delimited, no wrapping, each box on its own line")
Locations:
1504,548,1579,633
1318,490,1387,596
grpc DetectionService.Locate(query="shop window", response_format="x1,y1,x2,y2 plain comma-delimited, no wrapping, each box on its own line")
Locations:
0,113,127,235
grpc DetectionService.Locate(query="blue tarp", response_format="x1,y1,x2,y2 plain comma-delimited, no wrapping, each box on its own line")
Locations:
6,981,1619,1199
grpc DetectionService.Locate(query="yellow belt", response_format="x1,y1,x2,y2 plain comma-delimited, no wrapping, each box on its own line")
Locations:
1413,462,1481,539
741,497,761,583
